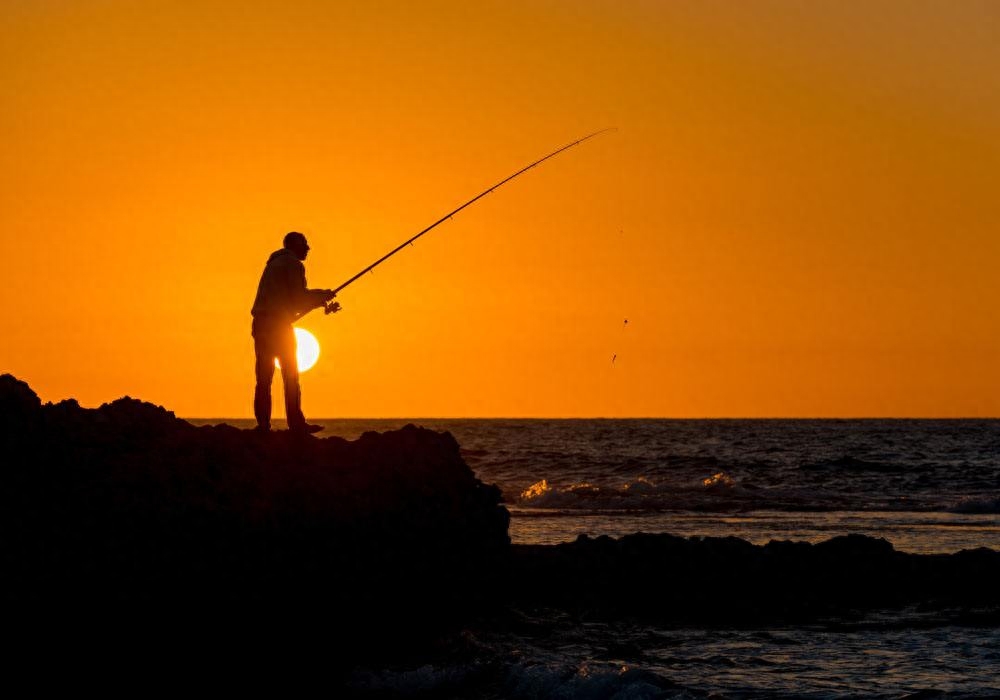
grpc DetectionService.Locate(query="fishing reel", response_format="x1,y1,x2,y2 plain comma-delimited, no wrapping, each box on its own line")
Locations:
323,301,342,315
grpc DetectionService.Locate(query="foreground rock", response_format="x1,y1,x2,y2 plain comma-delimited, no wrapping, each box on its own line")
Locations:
0,374,509,617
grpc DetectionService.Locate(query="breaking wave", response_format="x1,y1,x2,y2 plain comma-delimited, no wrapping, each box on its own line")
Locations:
511,473,846,512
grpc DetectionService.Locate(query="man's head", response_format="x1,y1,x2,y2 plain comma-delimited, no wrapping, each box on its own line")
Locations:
283,231,310,261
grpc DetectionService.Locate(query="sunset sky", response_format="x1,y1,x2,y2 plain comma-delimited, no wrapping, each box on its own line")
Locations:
2,1,998,417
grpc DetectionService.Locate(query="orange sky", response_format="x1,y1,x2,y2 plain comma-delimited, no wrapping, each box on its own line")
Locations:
2,1,998,417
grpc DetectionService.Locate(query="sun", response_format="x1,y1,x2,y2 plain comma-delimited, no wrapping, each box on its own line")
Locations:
275,327,321,372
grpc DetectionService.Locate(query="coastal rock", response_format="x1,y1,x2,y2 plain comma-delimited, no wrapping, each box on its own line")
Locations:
0,374,42,443
0,374,510,616
509,531,1000,623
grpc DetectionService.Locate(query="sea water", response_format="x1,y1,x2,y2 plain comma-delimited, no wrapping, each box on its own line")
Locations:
194,418,1000,697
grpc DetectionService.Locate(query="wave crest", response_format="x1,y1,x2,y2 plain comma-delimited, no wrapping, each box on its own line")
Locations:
521,479,552,500
702,471,735,488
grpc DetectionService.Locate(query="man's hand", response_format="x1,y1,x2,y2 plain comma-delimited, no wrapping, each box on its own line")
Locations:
323,290,337,302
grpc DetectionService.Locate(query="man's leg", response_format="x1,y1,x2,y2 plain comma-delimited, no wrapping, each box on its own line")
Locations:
253,334,276,430
275,325,306,429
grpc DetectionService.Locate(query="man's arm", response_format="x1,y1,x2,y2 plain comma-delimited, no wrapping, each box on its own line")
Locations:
288,261,336,318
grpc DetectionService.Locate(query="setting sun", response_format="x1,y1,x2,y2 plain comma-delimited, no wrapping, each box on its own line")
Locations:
275,328,320,373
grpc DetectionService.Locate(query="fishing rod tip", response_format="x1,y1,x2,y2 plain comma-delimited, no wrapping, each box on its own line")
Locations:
582,127,618,140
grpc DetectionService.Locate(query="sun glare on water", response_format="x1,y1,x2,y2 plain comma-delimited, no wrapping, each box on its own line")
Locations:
275,327,321,372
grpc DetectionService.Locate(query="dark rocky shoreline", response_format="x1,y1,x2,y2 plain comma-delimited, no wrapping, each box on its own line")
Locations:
510,532,999,626
2,374,998,630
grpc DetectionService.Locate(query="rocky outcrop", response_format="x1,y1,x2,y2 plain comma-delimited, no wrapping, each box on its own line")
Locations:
0,374,509,614
509,532,1000,623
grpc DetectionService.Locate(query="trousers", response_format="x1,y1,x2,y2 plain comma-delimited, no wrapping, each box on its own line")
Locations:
252,318,305,429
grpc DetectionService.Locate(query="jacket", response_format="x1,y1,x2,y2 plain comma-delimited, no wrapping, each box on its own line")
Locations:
251,248,326,325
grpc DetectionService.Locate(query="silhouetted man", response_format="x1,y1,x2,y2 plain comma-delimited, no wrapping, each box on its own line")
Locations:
251,231,338,434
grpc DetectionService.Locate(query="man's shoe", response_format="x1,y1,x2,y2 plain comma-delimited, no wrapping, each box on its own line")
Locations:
289,423,324,435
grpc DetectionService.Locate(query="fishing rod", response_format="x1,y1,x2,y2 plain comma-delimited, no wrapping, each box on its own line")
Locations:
319,128,615,315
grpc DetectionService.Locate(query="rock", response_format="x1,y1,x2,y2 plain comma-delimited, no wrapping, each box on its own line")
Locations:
0,374,42,446
0,376,509,621
507,531,1000,623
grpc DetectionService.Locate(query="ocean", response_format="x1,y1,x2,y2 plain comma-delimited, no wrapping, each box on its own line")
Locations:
192,418,1000,697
